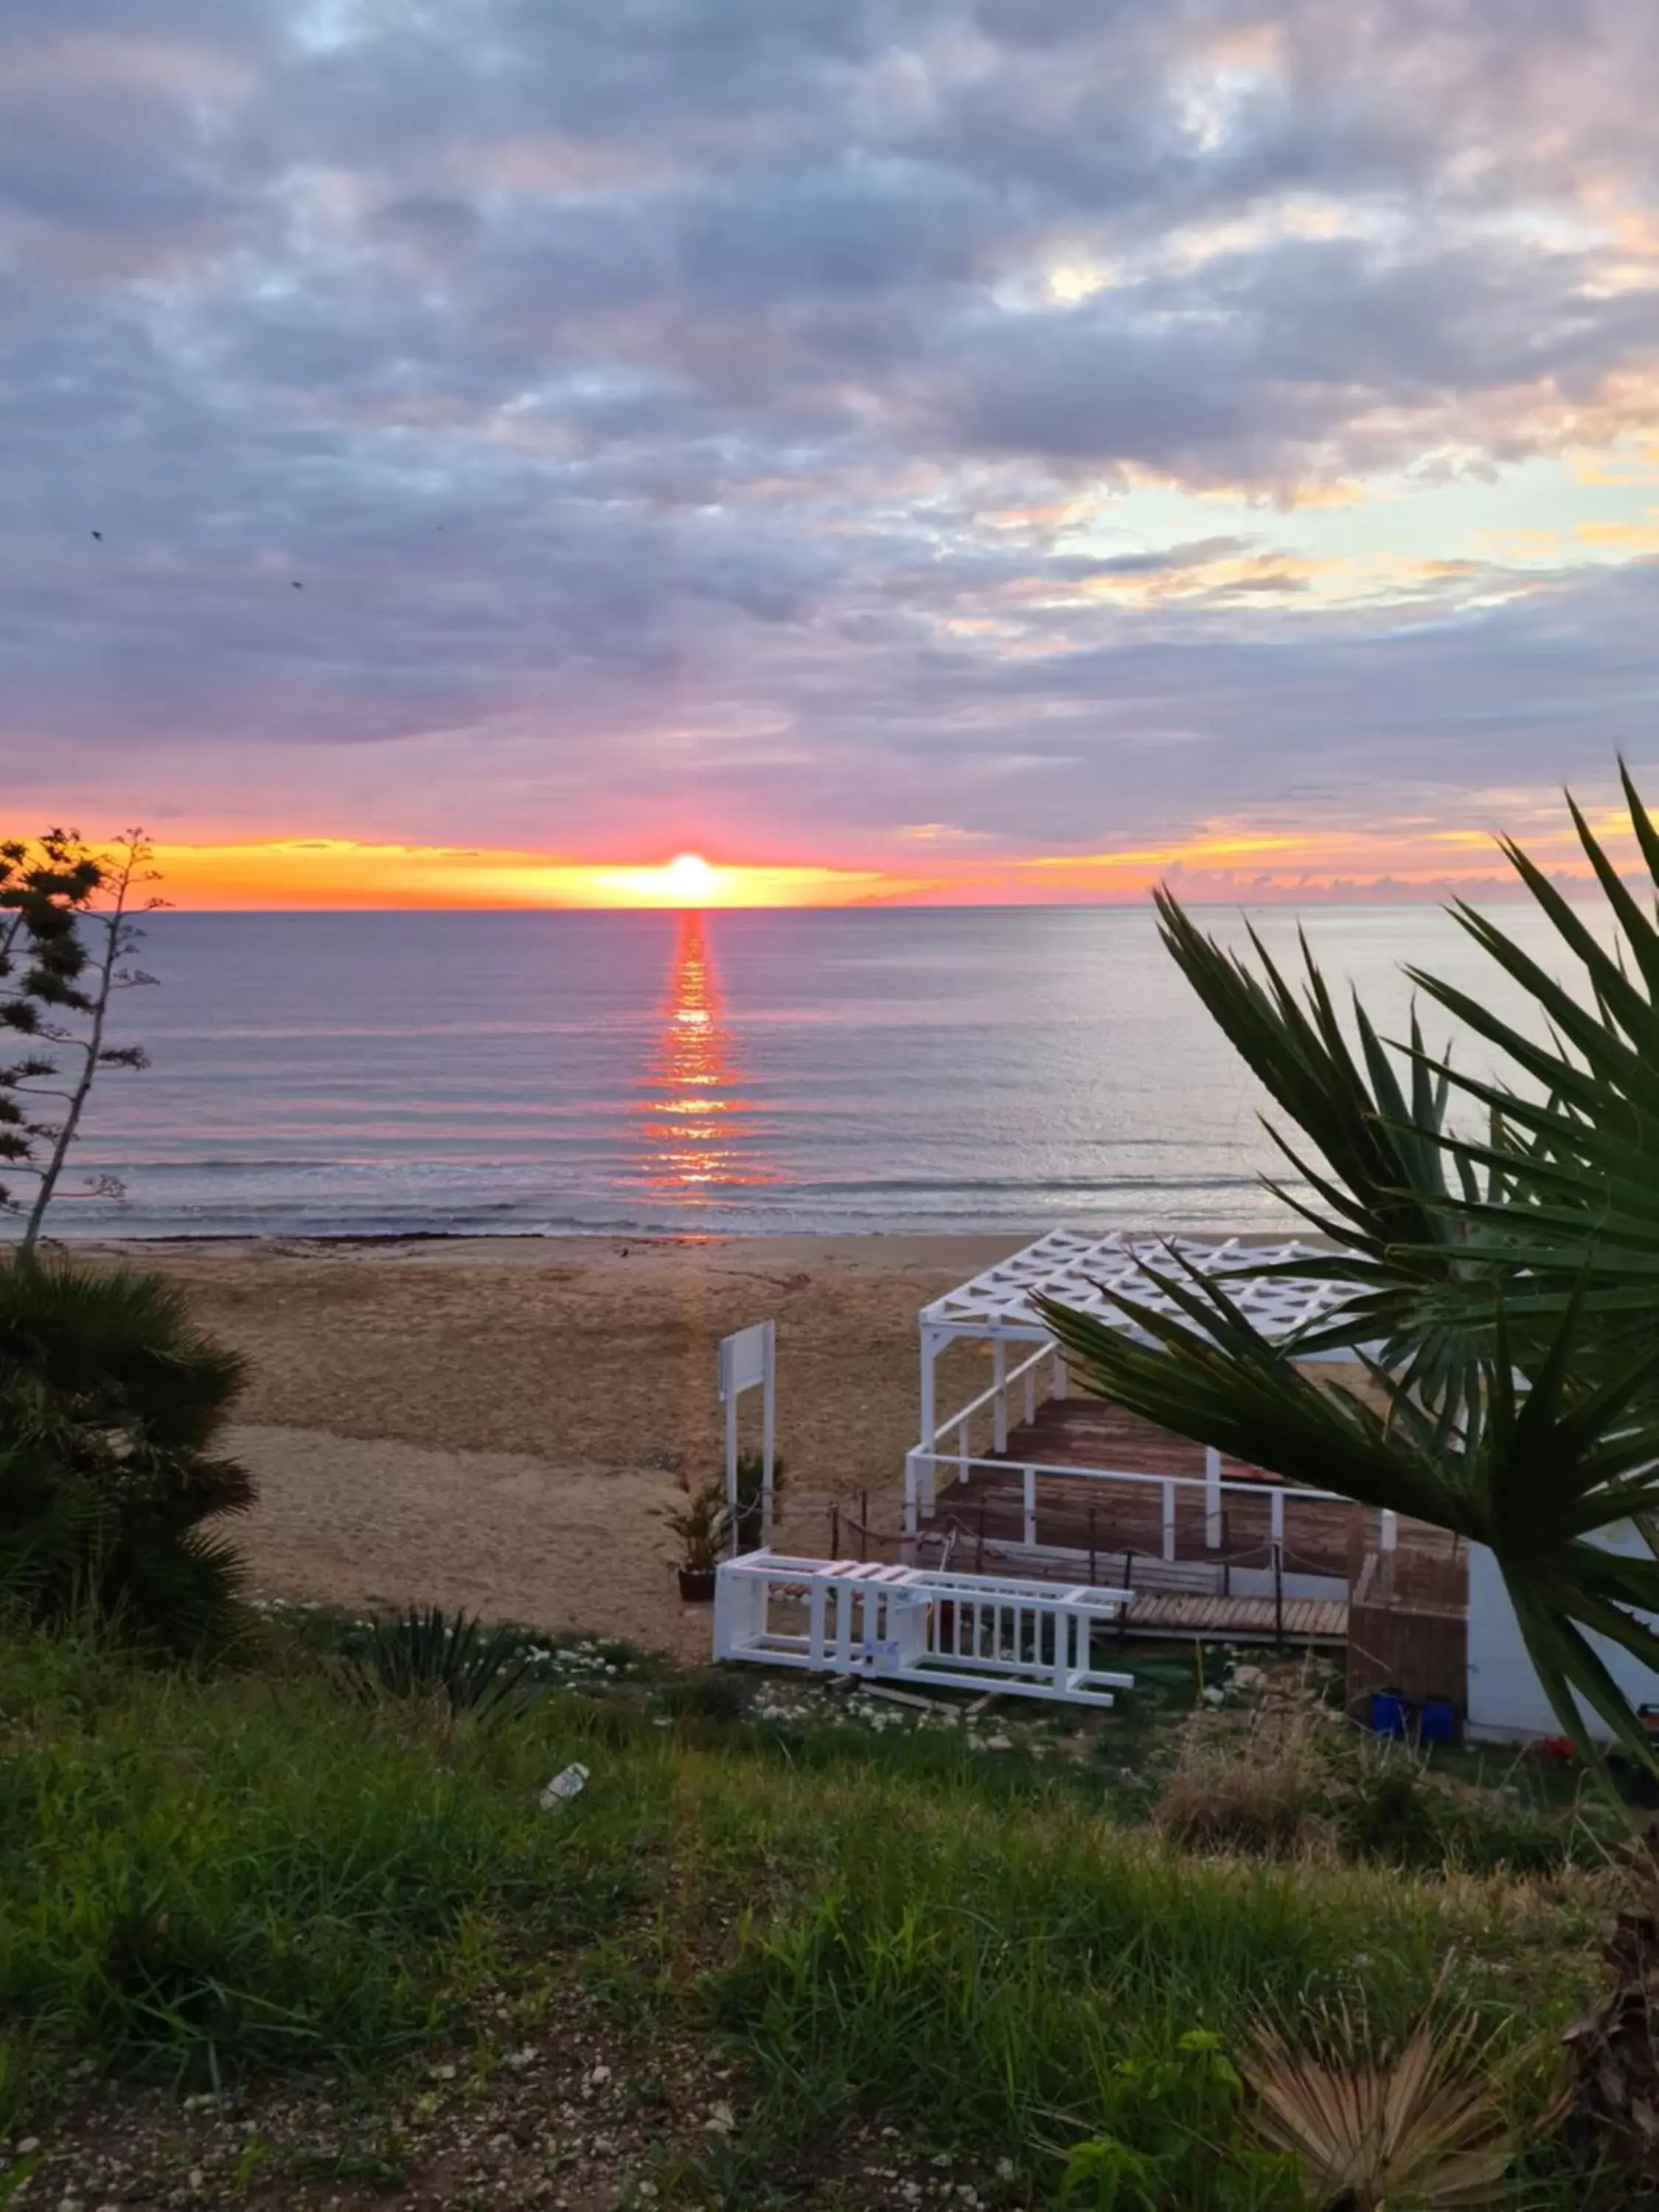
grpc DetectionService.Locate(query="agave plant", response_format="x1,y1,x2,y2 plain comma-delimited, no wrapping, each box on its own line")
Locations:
1041,766,1659,1773
342,1603,535,1719
1240,2008,1521,2210
0,1250,253,1657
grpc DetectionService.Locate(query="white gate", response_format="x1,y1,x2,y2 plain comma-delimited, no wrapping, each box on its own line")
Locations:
714,1551,1135,1708
717,1320,776,1549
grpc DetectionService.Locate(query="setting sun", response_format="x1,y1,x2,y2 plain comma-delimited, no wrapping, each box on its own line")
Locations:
664,852,717,902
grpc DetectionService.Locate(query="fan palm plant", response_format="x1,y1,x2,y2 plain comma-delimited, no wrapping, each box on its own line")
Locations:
1041,766,1659,1772
0,1250,254,1657
1240,2006,1525,2209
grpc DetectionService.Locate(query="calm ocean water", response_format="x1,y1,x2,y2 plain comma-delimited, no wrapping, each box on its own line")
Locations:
43,902,1583,1242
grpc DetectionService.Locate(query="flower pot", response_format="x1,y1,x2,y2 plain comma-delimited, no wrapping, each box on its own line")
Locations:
678,1565,717,1604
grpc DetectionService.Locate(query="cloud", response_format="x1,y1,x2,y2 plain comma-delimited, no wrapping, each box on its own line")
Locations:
5,0,1659,882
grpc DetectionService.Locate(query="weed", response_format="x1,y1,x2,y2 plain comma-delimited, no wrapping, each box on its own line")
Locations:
338,1604,537,1718
661,1670,748,1725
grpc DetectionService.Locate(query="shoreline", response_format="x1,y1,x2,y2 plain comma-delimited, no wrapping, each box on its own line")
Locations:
68,1220,1303,1257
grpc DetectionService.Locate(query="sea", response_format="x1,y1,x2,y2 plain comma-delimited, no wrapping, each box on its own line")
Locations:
40,902,1585,1243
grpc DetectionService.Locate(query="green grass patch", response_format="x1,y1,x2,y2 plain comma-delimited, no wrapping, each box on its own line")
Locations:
0,1629,1626,2205
0,1631,650,2097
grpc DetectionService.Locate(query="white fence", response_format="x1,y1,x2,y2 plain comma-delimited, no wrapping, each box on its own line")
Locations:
902,1444,1396,1573
927,1340,1062,1467
713,1551,1135,1707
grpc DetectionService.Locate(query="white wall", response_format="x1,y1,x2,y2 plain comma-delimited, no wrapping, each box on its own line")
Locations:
1466,1532,1659,1742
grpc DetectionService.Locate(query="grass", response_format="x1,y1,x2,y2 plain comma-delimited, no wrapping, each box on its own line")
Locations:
0,1623,1631,2207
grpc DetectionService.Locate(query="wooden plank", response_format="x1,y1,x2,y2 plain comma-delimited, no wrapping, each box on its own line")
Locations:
1116,1589,1347,1645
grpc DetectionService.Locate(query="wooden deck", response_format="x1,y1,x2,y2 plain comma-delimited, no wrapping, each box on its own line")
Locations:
1120,1592,1348,1644
925,1398,1462,1590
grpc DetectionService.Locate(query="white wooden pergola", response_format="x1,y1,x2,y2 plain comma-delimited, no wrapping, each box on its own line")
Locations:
917,1229,1357,1444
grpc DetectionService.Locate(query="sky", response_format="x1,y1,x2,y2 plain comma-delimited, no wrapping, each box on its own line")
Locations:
7,1,1659,906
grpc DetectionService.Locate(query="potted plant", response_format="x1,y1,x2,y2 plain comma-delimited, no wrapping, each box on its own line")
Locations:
664,1475,727,1602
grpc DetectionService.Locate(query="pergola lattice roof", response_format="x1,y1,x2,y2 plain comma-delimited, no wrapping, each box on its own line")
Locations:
919,1230,1354,1349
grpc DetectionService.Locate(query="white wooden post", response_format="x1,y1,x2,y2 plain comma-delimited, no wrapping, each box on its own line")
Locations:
1023,1465,1037,1548
1161,1480,1175,1562
1204,1447,1222,1550
1023,1361,1036,1423
1382,1509,1399,1553
761,1326,776,1543
717,1321,776,1555
723,1382,738,1549
992,1340,1008,1453
920,1326,941,1447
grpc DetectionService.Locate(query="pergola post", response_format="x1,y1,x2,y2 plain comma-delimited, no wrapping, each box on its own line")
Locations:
919,1325,941,1450
992,1340,1007,1452
1204,1446,1222,1549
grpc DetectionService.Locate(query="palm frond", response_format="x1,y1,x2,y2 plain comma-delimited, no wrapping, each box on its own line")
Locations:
1039,1258,1659,1773
1242,2007,1523,2209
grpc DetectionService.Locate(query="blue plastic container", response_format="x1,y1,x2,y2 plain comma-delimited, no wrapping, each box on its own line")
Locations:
1418,1697,1458,1747
1370,1688,1408,1738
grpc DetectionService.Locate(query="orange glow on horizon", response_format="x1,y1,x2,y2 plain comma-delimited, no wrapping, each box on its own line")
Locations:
147,838,929,909
125,815,1644,911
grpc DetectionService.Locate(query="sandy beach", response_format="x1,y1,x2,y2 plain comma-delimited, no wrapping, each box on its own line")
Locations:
113,1234,1023,1658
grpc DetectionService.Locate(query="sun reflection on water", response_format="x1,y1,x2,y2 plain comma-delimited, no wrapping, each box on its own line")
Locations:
636,911,772,1197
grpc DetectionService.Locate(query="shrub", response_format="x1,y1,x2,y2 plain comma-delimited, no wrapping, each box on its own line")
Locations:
1155,1679,1618,1875
340,1604,535,1719
1155,1688,1338,1858
660,1668,748,1725
0,1253,251,1658
661,1473,728,1570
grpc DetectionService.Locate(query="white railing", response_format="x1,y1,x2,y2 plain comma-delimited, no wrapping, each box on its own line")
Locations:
713,1551,1136,1708
931,1341,1060,1470
901,1446,1397,1559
